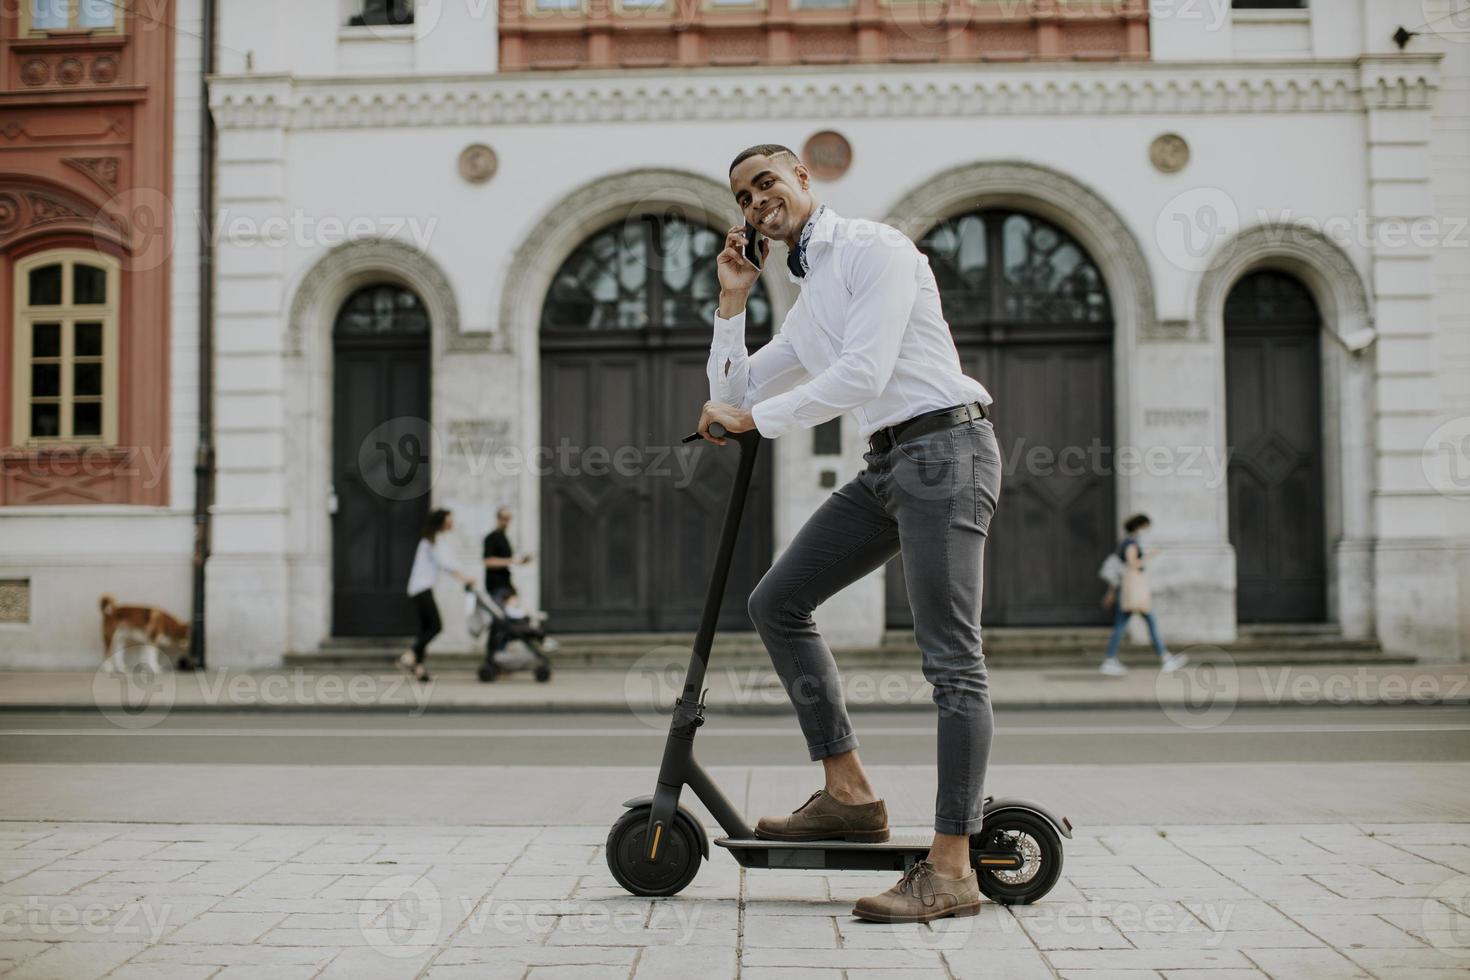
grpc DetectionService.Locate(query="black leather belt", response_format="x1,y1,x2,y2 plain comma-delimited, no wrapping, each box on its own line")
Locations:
868,401,990,454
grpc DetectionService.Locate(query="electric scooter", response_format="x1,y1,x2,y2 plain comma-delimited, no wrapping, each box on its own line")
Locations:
606,423,1072,902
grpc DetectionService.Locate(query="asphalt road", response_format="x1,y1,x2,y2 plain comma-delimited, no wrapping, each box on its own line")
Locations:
5,704,1468,826
2,704,1467,766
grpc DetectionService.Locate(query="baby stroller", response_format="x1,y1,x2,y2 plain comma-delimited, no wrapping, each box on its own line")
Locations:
464,584,555,683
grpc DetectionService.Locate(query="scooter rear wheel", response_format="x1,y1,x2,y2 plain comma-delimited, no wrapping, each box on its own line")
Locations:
972,810,1064,905
606,805,705,897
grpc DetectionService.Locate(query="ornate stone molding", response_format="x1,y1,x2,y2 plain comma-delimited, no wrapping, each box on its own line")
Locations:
0,181,124,251
1358,54,1441,111
883,160,1160,341
1151,318,1199,341
63,156,120,194
286,237,479,357
209,63,1368,131
1194,223,1372,343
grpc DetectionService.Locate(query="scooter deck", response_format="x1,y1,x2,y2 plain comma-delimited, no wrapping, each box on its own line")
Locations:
715,835,933,872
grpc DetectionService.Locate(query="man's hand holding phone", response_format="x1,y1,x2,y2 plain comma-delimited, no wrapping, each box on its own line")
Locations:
717,223,767,317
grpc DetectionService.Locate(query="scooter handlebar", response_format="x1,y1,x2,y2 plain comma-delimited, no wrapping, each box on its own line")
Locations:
681,422,760,446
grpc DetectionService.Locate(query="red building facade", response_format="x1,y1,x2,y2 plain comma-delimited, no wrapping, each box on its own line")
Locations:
0,1,176,506
499,0,1148,71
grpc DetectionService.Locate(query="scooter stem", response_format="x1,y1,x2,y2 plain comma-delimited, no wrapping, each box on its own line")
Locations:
642,424,763,855
681,423,760,703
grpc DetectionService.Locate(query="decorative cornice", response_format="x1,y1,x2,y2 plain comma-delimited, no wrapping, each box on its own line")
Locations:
1358,54,1441,111
207,61,1388,131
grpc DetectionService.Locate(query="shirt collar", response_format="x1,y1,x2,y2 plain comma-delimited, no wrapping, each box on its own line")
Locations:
786,203,837,284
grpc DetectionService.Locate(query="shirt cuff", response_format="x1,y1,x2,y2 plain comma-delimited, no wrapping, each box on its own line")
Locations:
751,391,798,440
712,308,746,348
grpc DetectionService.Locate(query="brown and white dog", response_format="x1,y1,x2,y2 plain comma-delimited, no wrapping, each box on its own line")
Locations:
99,595,190,673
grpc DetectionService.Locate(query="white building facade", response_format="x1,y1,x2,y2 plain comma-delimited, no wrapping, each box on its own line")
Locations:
197,0,1470,668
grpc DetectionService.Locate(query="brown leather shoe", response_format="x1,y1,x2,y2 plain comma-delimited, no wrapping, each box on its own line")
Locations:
852,861,981,923
754,790,890,843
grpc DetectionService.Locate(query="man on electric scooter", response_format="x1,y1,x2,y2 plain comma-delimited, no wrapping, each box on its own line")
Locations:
696,144,1002,924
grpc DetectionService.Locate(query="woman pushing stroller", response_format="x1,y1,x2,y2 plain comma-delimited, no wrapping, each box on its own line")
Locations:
400,508,473,683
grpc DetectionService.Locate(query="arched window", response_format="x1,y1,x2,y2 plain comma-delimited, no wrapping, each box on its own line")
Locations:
11,250,120,445
888,208,1115,629
919,209,1111,334
540,215,773,333
333,284,430,338
1223,269,1319,327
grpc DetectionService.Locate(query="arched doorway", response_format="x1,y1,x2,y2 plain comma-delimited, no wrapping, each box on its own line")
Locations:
539,214,775,631
330,283,432,635
887,208,1116,627
1224,270,1327,623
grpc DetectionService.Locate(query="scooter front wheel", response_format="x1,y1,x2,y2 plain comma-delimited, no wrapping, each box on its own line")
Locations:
606,805,705,897
972,810,1064,905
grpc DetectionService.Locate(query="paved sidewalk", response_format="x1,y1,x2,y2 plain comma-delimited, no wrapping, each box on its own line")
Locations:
4,662,1468,716
1,820,1468,979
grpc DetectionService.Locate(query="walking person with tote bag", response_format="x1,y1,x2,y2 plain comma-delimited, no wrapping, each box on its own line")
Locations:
1098,513,1189,677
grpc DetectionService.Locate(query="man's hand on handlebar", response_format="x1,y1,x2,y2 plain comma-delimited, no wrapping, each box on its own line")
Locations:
697,401,756,445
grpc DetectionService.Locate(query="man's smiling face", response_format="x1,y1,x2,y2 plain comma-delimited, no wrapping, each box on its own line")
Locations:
729,152,814,245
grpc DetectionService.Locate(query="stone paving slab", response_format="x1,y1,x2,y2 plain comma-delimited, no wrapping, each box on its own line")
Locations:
0,821,1468,978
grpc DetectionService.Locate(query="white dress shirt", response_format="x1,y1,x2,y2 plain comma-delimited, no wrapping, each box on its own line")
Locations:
707,206,992,440
406,537,459,597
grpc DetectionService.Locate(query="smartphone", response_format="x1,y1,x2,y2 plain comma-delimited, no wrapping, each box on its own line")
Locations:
743,222,762,270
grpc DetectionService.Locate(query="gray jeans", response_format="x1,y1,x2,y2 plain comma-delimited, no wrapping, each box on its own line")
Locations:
747,417,1003,836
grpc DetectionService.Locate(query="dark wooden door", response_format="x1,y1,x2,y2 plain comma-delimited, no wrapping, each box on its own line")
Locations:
538,215,774,632
887,209,1116,628
540,340,773,632
1225,271,1326,622
331,285,432,636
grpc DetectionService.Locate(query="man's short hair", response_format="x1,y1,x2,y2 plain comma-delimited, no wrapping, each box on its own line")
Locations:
729,144,799,174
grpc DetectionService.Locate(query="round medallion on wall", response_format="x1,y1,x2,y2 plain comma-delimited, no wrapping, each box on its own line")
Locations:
91,55,118,84
1149,133,1190,174
21,59,50,86
802,131,853,182
57,58,84,85
458,144,499,185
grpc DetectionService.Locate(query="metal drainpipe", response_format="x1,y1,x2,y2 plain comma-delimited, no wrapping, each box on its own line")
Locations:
187,0,217,670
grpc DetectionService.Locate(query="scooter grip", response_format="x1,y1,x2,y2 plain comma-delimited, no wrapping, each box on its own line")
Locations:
681,422,727,443
682,421,760,445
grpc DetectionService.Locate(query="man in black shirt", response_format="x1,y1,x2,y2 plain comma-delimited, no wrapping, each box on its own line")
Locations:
483,507,531,654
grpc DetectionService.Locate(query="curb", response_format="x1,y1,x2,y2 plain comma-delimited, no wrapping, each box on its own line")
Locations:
5,695,1467,715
